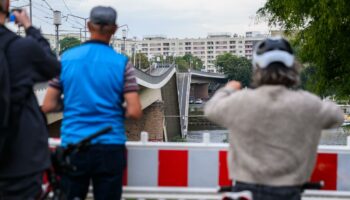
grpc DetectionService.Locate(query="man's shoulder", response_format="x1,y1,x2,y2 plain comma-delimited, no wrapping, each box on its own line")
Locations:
285,89,322,104
62,44,127,62
61,44,84,57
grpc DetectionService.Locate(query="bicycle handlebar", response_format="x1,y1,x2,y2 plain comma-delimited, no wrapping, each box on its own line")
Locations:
64,126,113,156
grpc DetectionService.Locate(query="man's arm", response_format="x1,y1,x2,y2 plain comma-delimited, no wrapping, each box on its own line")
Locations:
42,87,63,113
319,101,344,129
123,62,142,120
204,81,241,127
14,10,60,81
124,92,142,120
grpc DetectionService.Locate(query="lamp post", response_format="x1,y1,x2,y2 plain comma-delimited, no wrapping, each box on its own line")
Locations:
132,37,137,66
122,29,127,54
29,0,32,23
53,10,62,57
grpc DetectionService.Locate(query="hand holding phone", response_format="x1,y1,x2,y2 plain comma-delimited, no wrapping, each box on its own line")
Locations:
9,9,22,22
11,9,31,29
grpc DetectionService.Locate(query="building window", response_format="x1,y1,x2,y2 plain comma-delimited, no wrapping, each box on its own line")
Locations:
185,47,191,50
207,41,214,45
185,42,191,45
230,41,236,44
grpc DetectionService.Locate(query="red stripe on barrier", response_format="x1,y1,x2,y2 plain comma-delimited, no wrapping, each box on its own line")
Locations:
310,153,337,190
158,150,188,187
219,151,232,186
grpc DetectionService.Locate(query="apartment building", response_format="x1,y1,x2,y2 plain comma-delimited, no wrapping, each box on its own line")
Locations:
42,31,268,72
43,33,82,50
112,31,268,72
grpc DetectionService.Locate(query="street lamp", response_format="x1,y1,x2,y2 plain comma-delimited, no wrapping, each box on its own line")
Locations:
122,29,127,54
53,10,62,57
132,37,137,66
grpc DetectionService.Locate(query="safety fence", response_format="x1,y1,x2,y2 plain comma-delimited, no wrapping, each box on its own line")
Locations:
49,133,350,199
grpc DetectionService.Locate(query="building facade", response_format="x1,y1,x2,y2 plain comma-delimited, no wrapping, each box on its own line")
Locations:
112,32,268,72
42,31,268,72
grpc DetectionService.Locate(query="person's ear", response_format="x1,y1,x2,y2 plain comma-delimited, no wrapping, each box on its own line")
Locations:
112,25,117,35
87,21,93,32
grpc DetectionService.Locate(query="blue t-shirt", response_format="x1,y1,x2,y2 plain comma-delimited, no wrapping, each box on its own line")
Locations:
59,41,128,146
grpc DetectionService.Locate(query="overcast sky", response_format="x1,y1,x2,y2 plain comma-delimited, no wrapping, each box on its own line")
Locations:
10,0,269,39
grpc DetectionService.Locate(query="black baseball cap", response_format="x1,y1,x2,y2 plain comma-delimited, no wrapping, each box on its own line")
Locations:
90,6,117,25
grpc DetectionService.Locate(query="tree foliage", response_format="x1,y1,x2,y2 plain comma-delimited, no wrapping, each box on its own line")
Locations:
131,53,150,69
59,37,81,54
258,0,350,98
216,53,252,87
175,54,203,72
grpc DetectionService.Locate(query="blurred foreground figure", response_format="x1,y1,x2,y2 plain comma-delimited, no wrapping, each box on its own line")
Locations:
43,6,142,200
205,37,344,200
0,0,60,199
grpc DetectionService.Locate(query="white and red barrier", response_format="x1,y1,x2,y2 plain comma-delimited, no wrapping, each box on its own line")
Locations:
49,135,350,192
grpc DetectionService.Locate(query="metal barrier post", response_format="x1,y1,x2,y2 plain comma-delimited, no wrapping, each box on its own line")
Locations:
141,131,149,144
203,132,210,144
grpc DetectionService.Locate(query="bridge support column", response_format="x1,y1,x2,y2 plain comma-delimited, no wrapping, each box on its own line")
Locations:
190,83,209,99
125,101,164,141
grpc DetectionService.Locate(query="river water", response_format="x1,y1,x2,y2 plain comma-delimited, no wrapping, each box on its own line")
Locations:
187,105,350,145
187,128,350,145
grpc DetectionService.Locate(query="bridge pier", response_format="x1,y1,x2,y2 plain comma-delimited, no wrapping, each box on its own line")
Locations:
125,101,165,141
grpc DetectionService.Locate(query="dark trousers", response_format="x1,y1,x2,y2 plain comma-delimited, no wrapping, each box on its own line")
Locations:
233,181,302,200
0,172,42,200
61,144,126,200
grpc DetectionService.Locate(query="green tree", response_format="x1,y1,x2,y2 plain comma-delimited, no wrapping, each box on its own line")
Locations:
131,53,150,70
216,53,252,87
175,54,203,72
59,37,81,54
175,57,190,72
182,54,203,71
258,0,350,98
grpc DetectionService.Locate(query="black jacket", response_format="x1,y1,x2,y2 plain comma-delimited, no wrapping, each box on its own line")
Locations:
0,25,61,178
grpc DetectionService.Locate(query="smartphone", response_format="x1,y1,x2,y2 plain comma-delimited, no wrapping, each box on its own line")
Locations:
9,9,22,22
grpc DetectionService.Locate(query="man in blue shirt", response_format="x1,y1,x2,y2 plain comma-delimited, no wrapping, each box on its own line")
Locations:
43,6,142,200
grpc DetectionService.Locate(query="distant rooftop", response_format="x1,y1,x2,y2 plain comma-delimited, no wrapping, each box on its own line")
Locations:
207,32,232,38
140,31,267,41
143,35,167,40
